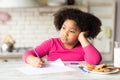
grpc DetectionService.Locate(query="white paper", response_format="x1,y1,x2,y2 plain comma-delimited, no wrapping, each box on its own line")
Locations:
49,58,65,66
16,59,75,75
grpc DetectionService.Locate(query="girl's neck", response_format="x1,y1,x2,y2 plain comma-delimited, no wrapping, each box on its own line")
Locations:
63,42,79,49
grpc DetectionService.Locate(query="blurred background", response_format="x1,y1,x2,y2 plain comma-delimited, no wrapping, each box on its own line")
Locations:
0,0,119,61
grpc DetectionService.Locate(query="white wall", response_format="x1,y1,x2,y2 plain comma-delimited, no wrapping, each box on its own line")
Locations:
0,8,59,48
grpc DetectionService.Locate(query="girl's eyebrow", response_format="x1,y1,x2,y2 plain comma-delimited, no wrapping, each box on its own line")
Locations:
70,28,77,30
63,24,66,27
70,27,80,31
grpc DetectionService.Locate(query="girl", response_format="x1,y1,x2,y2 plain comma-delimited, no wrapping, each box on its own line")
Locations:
22,8,102,67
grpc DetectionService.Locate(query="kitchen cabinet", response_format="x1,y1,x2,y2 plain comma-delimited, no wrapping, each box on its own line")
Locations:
88,0,116,61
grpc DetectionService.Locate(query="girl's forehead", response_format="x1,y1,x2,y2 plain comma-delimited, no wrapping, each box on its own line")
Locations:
64,19,76,26
63,20,79,29
63,25,80,32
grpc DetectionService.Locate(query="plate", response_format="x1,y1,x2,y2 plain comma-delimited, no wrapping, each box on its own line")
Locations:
83,68,119,74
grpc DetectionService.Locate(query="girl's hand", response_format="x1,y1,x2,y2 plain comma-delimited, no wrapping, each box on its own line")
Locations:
78,31,88,41
78,31,90,47
26,55,44,68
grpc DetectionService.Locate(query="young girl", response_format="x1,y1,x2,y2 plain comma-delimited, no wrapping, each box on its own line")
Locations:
22,8,102,67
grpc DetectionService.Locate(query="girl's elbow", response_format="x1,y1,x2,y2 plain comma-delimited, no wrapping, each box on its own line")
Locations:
86,57,102,65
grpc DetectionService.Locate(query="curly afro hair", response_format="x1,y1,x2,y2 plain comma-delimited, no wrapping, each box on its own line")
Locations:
53,7,102,39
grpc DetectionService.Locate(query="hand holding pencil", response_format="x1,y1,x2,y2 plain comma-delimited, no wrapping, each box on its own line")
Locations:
26,55,44,68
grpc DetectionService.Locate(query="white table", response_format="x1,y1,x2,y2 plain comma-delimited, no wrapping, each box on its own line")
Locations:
0,60,120,80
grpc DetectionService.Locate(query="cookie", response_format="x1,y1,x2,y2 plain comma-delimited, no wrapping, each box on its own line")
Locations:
84,64,95,71
82,63,116,72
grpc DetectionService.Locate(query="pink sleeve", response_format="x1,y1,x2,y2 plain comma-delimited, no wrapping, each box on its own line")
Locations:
22,49,35,63
22,39,53,63
83,44,102,65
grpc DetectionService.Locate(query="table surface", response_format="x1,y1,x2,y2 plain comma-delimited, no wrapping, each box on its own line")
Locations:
0,60,120,80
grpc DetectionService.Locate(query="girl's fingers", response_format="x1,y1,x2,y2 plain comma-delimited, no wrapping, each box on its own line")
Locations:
34,58,44,67
29,57,43,67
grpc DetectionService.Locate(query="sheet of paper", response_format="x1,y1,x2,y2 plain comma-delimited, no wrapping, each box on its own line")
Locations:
16,59,75,75
49,58,65,66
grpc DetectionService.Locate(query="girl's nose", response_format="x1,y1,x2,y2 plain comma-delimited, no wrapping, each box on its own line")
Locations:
64,30,69,36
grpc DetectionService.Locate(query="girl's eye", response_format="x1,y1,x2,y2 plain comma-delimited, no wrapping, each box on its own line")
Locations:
62,27,65,30
70,30,75,33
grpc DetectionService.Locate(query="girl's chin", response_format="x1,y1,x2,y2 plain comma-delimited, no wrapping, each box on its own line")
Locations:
61,38,67,42
61,40,66,43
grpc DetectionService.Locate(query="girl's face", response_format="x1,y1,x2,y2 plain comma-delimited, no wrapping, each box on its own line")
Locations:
59,19,80,47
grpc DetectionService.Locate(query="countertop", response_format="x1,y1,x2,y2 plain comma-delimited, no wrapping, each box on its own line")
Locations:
0,60,120,80
0,53,22,58
0,47,32,58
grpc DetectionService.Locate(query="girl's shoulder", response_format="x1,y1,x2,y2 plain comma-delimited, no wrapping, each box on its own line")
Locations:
46,38,61,47
45,38,60,44
47,38,59,42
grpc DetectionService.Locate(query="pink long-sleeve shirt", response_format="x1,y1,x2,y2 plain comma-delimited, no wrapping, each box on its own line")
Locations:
22,38,102,65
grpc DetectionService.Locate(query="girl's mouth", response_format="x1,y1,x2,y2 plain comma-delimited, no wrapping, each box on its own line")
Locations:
61,37,67,41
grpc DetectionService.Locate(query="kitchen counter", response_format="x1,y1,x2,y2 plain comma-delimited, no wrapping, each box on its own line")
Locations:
0,47,32,58
0,60,120,80
0,53,22,58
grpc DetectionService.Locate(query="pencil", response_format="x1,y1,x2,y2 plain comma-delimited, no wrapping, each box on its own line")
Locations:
33,48,40,58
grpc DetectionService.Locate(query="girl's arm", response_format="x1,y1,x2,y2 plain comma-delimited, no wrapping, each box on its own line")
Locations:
78,32,102,65
83,44,102,65
22,50,44,67
78,32,90,47
22,38,53,67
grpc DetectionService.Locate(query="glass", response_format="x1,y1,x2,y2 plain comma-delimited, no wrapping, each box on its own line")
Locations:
114,41,120,48
114,41,120,67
